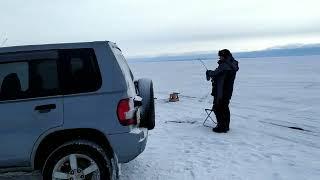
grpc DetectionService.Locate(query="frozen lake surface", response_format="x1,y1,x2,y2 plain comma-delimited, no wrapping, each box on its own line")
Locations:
1,55,320,180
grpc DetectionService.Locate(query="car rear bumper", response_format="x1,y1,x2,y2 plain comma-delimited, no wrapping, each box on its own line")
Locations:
108,128,148,163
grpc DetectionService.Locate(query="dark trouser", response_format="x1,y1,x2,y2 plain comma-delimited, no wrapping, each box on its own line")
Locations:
214,99,230,129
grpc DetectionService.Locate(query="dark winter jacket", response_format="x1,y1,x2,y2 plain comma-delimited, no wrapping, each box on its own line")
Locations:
206,57,239,104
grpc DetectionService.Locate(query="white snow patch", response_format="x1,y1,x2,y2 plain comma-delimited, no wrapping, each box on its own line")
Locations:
1,56,320,180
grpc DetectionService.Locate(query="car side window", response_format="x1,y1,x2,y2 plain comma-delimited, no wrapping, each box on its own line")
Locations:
29,59,60,97
0,51,60,101
0,62,28,100
62,48,102,94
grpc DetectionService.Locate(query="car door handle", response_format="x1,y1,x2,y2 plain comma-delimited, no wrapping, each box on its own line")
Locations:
35,104,56,113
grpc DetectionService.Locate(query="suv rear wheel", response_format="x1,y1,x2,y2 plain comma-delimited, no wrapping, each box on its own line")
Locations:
42,140,113,180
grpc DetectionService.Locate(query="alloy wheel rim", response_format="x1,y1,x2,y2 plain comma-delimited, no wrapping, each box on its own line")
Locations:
52,154,100,180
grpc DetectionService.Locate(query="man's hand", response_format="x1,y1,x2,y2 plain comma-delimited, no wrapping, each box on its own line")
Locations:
206,70,212,81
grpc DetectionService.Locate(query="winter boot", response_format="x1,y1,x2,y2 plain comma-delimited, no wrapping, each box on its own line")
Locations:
212,126,228,133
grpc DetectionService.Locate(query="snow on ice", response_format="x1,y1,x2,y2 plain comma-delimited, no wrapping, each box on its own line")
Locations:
1,55,320,180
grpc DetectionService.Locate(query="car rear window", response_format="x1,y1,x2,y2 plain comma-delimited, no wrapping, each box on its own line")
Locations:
111,46,135,92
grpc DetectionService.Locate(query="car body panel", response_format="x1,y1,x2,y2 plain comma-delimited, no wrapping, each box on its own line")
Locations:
0,96,63,167
0,41,149,171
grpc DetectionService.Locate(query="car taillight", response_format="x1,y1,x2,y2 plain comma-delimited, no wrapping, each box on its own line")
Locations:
117,98,137,126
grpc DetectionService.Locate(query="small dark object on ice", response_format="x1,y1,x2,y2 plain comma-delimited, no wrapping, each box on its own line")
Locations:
289,126,305,131
259,121,312,132
169,92,180,102
165,120,196,124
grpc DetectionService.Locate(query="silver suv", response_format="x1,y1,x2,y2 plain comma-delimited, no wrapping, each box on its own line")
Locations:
0,41,155,180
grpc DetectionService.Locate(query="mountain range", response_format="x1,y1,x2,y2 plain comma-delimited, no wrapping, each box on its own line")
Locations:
128,44,320,62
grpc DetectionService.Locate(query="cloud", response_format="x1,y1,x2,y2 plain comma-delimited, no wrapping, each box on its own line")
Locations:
1,0,319,56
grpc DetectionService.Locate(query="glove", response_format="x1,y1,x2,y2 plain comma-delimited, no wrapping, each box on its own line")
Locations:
206,70,211,81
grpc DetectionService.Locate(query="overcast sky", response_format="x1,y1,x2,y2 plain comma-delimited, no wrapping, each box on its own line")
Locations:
1,0,319,57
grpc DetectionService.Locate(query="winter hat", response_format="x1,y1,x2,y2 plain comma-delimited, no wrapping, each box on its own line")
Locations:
218,49,232,58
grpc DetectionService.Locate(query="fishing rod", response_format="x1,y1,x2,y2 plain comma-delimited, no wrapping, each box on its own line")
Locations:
197,58,208,70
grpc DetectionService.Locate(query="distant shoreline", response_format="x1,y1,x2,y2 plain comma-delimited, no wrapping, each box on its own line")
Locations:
128,54,320,63
128,45,320,62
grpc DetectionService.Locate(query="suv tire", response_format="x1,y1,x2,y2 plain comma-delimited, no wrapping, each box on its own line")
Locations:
137,78,155,130
42,140,114,180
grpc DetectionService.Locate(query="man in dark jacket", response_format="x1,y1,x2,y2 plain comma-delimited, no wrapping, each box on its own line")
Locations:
206,49,239,133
